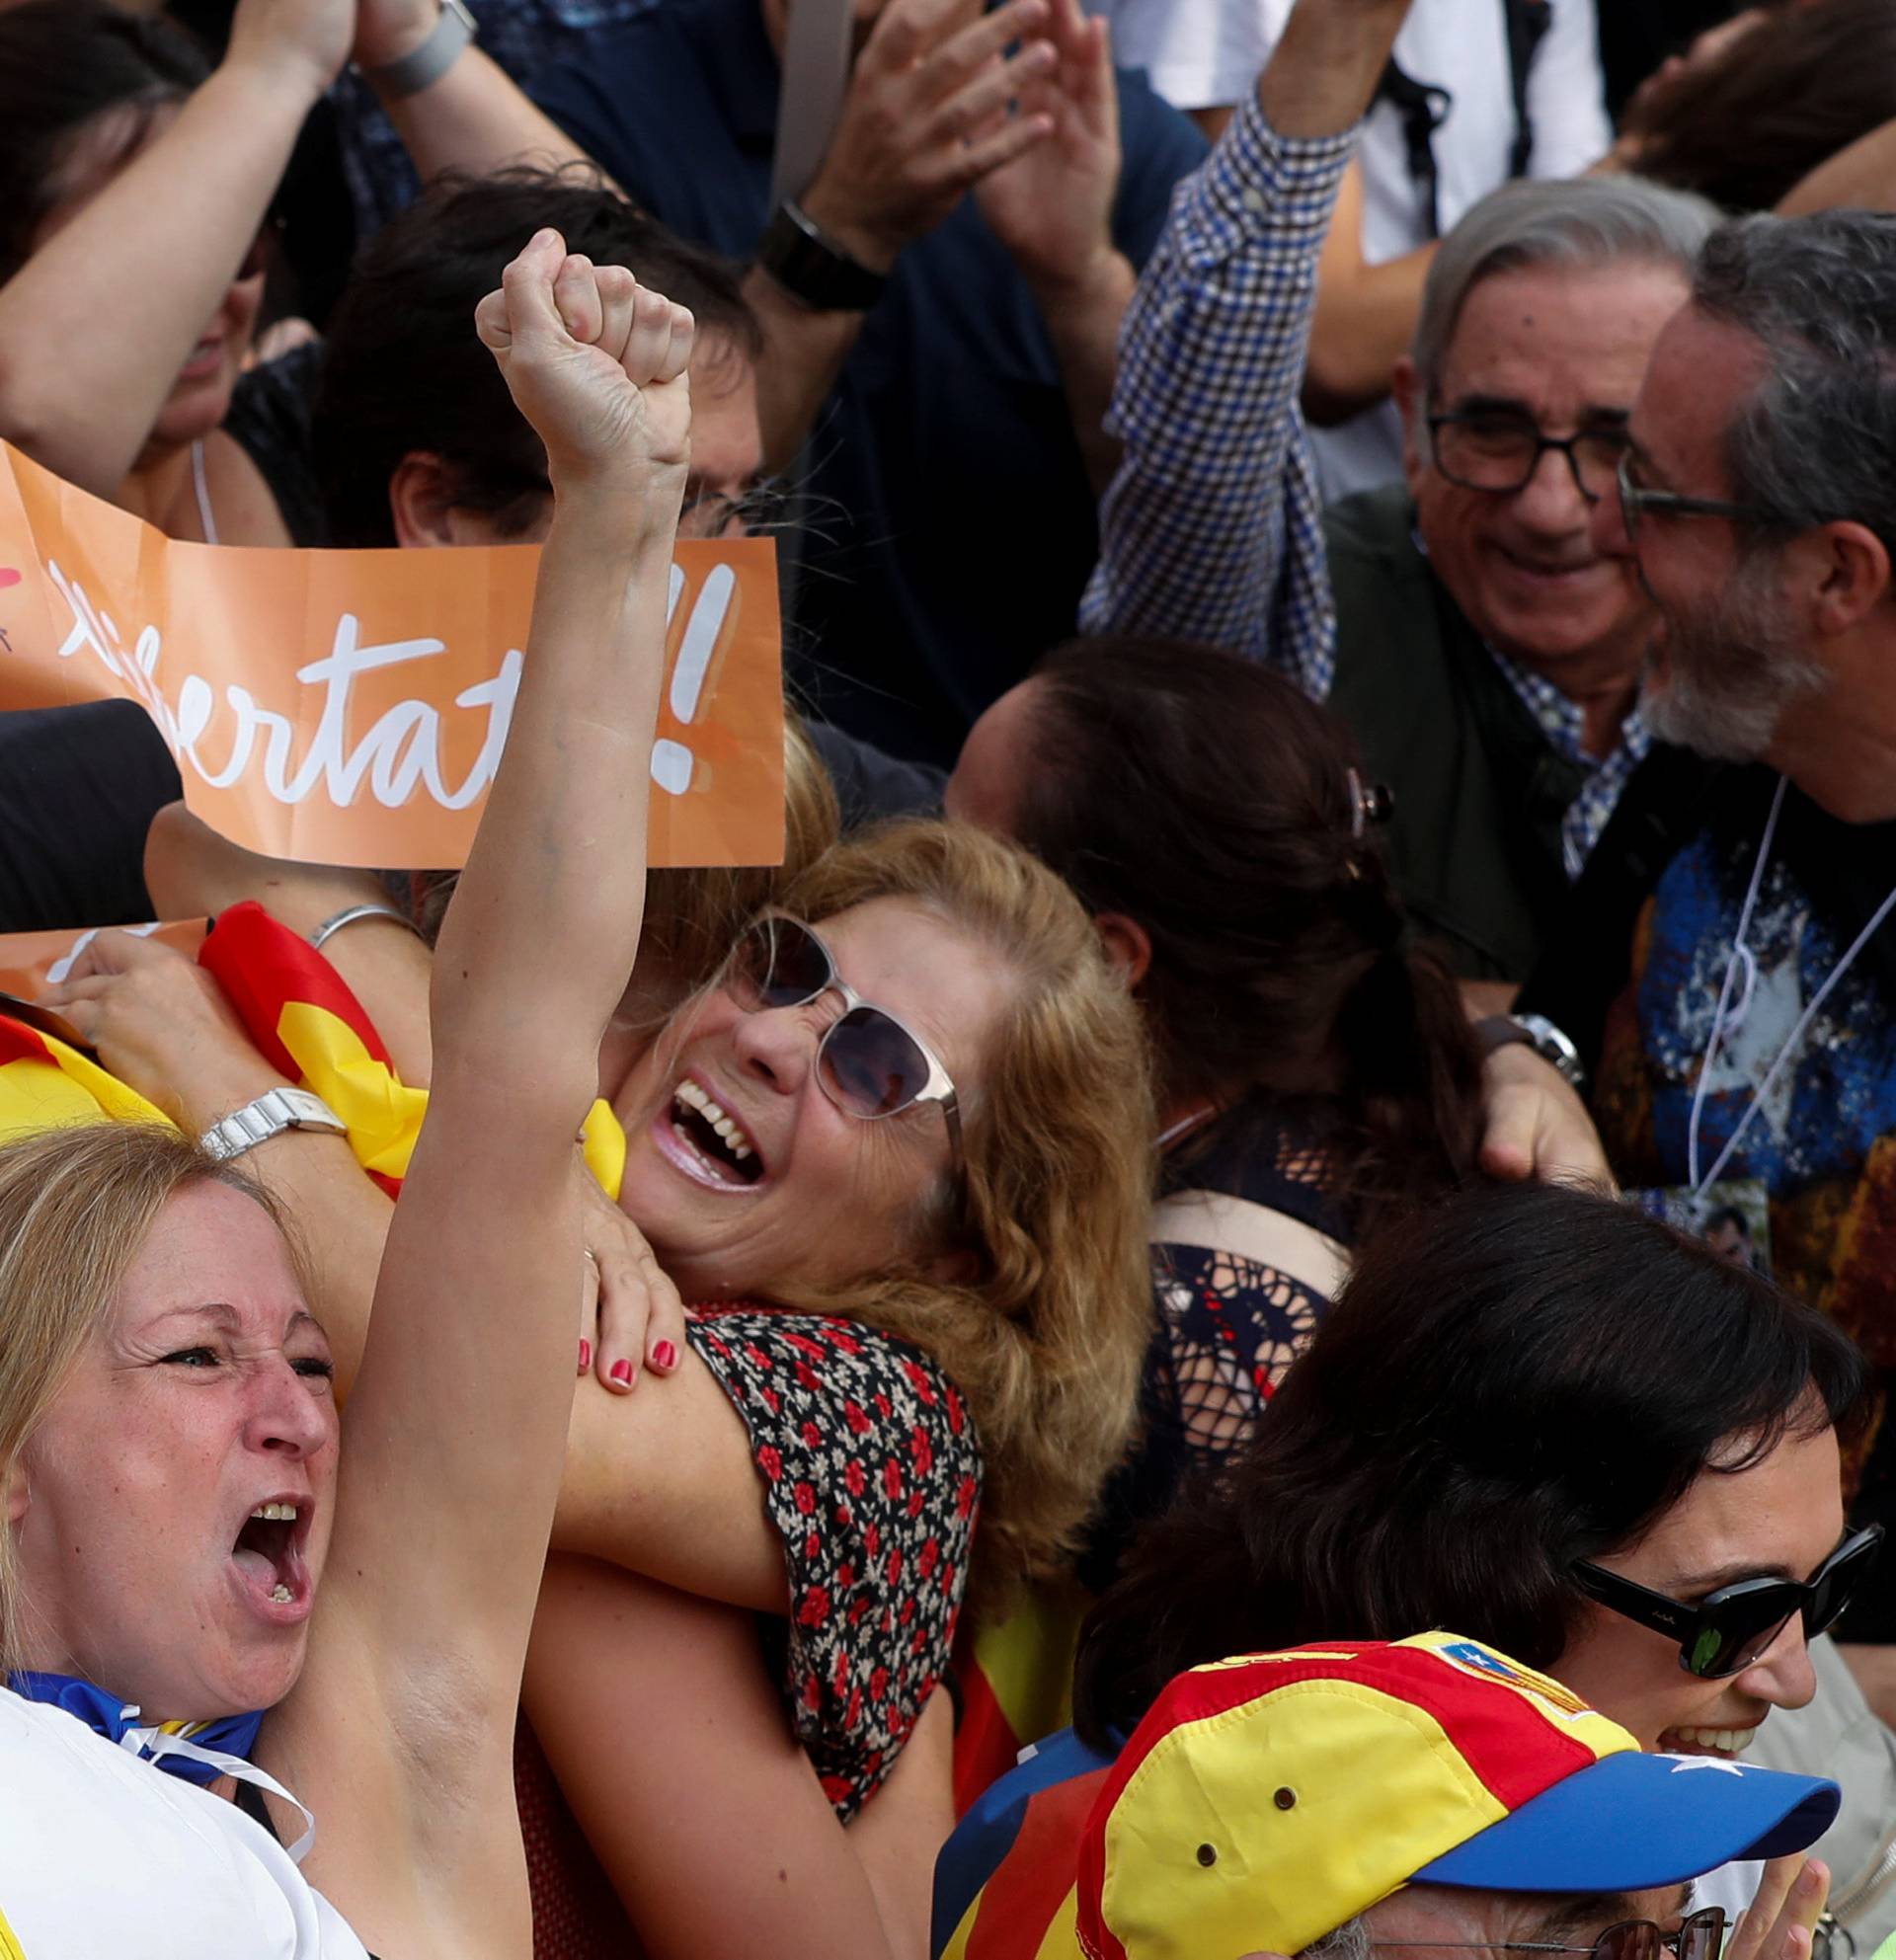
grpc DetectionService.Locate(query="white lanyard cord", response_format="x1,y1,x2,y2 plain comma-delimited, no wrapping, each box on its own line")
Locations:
1688,775,1786,1191
1690,774,1896,1196
190,438,220,547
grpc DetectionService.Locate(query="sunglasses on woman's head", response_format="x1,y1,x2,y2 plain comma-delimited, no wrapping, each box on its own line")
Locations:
1572,1524,1884,1679
723,915,964,1182
1378,1906,1727,1960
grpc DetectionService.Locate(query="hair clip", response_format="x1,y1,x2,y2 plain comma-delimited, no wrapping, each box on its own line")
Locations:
1346,768,1394,841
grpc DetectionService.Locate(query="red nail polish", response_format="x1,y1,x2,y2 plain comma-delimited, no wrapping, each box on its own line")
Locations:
578,1339,591,1373
610,1359,634,1386
653,1340,677,1371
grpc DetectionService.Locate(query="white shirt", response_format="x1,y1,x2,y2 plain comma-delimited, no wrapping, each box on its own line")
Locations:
1091,0,1614,496
0,1686,371,1959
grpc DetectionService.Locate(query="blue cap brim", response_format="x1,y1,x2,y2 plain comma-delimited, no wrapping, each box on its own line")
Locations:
1415,1753,1840,1894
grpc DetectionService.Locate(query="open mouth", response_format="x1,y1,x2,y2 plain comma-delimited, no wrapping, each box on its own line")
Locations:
1660,1722,1760,1759
664,1077,765,1187
230,1499,311,1615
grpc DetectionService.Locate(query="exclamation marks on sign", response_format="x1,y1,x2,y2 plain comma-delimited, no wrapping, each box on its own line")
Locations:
651,562,737,796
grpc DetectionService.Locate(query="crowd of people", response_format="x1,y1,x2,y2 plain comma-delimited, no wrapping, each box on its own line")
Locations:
4,0,1896,1955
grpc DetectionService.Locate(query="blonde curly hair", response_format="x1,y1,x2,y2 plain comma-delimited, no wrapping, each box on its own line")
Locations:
763,820,1157,1619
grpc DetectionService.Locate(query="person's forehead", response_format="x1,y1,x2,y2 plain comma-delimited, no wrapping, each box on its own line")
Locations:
1438,260,1690,419
1627,305,1768,492
109,1183,308,1343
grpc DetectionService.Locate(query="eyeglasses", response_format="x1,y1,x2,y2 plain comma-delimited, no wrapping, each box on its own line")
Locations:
1378,1907,1727,1960
1573,1525,1885,1679
678,474,793,539
721,914,964,1182
1615,452,1766,543
1427,409,1632,502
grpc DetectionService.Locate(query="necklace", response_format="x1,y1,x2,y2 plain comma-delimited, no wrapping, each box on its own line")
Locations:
1688,774,1896,1195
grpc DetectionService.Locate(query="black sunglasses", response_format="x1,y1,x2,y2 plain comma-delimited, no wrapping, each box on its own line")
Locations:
722,915,964,1180
1381,1907,1727,1960
1573,1526,1884,1679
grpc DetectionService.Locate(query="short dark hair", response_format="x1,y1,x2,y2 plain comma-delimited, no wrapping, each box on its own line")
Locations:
316,168,761,546
1014,637,1484,1237
1073,1180,1868,1748
0,0,210,283
1690,210,1896,566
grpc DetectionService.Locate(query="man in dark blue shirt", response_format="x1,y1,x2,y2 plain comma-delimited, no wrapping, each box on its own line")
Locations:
531,0,1205,764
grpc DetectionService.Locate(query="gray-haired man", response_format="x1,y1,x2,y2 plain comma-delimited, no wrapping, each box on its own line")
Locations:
1080,0,1718,991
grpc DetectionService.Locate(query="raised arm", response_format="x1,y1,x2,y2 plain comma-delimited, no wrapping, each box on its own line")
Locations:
350,0,607,190
1078,0,1412,684
266,233,695,1956
0,0,350,500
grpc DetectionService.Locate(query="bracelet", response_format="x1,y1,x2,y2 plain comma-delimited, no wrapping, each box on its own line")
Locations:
358,0,477,100
309,902,424,953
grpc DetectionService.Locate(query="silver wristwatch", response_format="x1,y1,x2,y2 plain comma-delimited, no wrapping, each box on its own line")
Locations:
359,0,477,99
200,1087,347,1164
1477,1011,1587,1093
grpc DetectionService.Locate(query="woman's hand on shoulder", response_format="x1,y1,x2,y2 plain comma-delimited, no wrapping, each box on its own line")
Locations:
475,229,696,513
38,931,283,1133
224,0,357,104
580,1175,688,1395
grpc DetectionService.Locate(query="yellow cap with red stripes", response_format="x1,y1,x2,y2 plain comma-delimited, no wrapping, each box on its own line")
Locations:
1076,1631,1839,1960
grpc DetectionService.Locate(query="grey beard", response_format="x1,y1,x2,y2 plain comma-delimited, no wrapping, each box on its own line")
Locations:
1638,562,1829,760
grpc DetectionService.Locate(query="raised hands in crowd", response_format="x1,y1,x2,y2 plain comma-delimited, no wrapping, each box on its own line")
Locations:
6,0,1896,1954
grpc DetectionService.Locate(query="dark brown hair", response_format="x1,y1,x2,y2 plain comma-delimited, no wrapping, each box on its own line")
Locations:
1074,1180,1870,1748
1626,0,1896,213
1013,637,1484,1238
0,0,209,284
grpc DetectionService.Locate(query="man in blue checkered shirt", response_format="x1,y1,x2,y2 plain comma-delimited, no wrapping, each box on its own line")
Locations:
1080,2,1723,988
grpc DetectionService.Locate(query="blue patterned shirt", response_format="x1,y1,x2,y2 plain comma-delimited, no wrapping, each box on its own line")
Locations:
1081,86,1644,879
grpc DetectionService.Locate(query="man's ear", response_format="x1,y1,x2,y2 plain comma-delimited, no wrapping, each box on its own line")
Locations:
386,452,464,549
1803,519,1893,640
1094,911,1153,989
1392,355,1427,499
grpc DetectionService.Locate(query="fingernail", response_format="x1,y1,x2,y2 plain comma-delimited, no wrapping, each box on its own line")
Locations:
578,1339,591,1374
610,1359,634,1386
653,1340,677,1371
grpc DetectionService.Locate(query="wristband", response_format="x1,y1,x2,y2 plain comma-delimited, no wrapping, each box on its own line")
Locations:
757,199,888,313
359,0,477,100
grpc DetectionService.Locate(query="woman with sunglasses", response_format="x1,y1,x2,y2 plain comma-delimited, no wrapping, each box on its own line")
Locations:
38,810,1157,1957
935,1178,1873,1957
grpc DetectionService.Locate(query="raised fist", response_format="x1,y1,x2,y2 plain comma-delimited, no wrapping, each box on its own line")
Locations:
474,229,696,503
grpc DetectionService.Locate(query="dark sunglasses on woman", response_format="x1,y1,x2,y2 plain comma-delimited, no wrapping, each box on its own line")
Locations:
724,914,964,1180
1381,1906,1727,1960
1572,1525,1884,1679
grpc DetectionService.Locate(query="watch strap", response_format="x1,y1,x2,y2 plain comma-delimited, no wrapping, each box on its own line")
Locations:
201,1087,347,1165
757,199,887,312
1475,1012,1587,1093
360,0,477,99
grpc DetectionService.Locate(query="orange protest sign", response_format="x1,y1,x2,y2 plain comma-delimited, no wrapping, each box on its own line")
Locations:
0,441,784,869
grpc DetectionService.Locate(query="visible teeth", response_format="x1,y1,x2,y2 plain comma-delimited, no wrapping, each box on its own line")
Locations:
269,1583,292,1604
249,1503,298,1522
1671,1725,1754,1753
672,1082,757,1166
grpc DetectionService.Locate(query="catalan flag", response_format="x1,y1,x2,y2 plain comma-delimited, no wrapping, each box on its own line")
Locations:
0,902,625,1196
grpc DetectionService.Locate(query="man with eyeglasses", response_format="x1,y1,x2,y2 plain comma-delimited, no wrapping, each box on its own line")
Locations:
1080,0,1721,997
938,1631,1839,1960
1504,209,1896,1655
